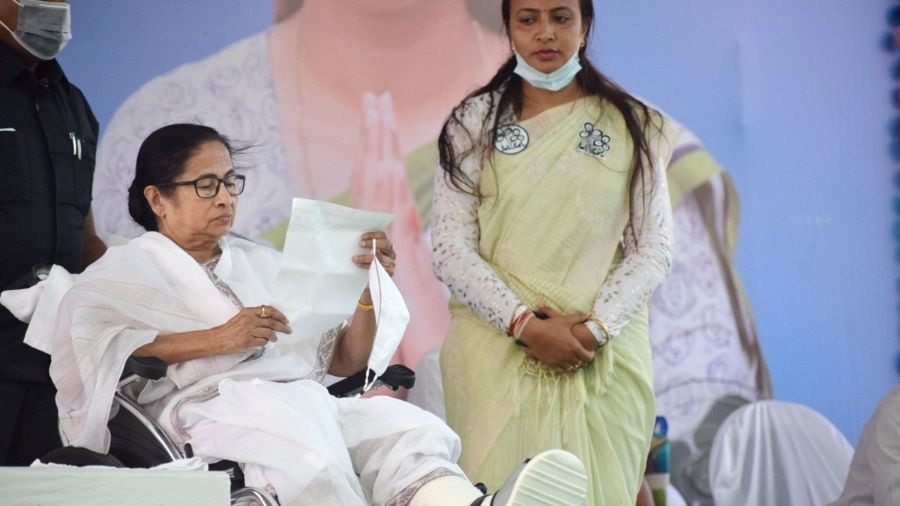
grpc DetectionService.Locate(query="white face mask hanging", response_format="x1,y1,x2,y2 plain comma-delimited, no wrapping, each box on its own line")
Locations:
363,241,409,392
513,49,582,92
0,0,72,61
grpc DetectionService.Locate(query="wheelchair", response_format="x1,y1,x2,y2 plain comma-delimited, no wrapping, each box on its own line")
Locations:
43,355,416,506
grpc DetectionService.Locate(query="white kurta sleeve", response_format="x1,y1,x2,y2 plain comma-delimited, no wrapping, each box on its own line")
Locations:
431,105,526,335
588,146,675,342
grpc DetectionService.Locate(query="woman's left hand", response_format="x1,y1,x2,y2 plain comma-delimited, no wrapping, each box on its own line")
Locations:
570,322,600,353
537,306,599,354
353,231,397,276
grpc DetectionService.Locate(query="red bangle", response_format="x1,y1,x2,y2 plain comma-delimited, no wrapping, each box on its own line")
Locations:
512,312,534,339
508,304,529,336
510,309,531,337
506,304,528,336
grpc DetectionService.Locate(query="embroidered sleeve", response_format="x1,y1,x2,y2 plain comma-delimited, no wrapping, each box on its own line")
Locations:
431,100,526,335
590,133,676,341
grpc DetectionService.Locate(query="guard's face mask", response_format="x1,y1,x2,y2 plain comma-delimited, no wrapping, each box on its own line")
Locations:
364,242,409,392
0,0,72,61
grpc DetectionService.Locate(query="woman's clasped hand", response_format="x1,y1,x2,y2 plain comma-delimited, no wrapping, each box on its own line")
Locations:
518,306,597,374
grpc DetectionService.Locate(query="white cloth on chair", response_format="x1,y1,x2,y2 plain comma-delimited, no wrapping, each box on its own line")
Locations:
665,483,688,506
709,400,853,506
829,386,900,506
406,346,446,421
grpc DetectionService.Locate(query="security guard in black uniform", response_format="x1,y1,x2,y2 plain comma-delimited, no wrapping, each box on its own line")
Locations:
0,0,105,465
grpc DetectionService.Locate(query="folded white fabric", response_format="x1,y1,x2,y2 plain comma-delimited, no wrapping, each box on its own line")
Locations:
150,457,208,472
1,265,77,332
20,265,77,355
0,278,47,323
29,456,208,472
666,483,688,506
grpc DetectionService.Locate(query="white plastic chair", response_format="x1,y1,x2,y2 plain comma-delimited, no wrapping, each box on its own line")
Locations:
406,346,447,421
709,400,853,506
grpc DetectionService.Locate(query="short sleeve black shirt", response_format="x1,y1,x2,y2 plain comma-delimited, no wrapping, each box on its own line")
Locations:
0,44,98,381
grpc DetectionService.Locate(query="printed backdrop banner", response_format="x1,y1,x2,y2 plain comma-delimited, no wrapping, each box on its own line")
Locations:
57,0,898,446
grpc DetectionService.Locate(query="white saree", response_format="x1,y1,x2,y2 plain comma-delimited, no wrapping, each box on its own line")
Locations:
22,232,464,506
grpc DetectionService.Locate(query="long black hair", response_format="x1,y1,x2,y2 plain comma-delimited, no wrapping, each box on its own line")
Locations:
437,0,663,238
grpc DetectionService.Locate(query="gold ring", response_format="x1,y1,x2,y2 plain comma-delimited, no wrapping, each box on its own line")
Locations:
258,306,269,319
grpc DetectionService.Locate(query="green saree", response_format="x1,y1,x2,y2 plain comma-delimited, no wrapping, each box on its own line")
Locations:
441,97,674,505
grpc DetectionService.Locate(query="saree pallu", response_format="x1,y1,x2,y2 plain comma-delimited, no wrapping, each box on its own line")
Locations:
441,97,660,505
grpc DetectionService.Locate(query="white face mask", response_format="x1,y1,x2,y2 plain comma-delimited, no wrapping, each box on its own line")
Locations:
513,49,582,92
363,242,409,391
0,0,72,61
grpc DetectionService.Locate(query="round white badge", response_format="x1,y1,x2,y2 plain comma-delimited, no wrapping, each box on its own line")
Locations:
494,125,529,155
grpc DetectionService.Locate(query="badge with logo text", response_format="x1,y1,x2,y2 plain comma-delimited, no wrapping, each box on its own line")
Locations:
577,122,612,158
494,124,529,155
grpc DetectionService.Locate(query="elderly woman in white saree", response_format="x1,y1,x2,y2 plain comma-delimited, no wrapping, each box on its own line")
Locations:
30,124,589,506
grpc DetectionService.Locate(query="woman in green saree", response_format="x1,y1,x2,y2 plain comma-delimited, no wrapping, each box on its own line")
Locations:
432,0,678,504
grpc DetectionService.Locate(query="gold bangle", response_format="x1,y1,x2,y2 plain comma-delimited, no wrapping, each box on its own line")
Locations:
357,300,374,311
589,317,611,346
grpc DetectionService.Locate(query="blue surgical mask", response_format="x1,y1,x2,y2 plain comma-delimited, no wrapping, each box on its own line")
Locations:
0,0,72,61
513,50,582,92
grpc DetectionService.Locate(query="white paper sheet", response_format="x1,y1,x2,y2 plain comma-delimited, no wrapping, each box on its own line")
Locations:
272,198,393,347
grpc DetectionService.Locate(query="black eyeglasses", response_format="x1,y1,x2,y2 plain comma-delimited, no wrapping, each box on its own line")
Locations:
155,174,246,198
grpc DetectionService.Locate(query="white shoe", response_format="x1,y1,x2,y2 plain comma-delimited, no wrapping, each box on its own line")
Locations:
489,449,588,506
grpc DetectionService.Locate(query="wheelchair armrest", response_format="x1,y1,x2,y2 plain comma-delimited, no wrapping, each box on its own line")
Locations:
378,364,416,390
327,364,416,397
123,356,168,381
121,358,416,395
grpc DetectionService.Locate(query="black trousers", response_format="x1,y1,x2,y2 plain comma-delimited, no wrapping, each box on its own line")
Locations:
0,379,61,465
